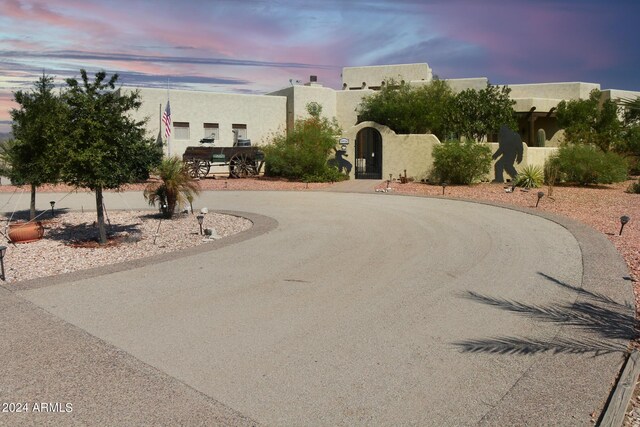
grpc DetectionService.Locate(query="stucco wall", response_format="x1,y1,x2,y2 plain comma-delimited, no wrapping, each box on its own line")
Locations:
485,143,557,181
342,64,432,89
341,122,440,181
445,78,488,93
508,82,600,100
131,88,286,156
341,122,558,182
336,90,373,130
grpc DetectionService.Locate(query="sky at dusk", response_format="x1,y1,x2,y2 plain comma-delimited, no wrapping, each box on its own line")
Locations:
1,0,639,132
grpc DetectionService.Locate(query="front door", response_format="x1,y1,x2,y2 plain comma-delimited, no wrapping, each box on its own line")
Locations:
355,128,382,179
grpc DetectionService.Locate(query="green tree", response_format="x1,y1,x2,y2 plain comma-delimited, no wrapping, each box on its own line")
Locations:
63,70,162,244
556,89,624,152
265,103,345,182
5,74,67,219
444,83,516,142
356,78,454,139
144,157,200,218
620,97,640,125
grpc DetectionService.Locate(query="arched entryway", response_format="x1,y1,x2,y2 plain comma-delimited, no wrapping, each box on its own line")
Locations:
355,127,382,179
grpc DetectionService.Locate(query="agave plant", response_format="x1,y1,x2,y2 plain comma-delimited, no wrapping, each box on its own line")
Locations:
515,164,544,189
144,156,200,218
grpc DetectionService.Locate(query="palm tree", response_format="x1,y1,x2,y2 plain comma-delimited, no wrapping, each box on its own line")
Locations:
144,156,200,218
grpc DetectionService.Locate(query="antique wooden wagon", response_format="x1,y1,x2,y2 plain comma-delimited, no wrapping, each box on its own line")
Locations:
182,138,265,179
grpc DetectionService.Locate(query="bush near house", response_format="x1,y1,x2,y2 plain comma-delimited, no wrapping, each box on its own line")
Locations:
264,103,348,182
430,140,492,185
545,144,628,186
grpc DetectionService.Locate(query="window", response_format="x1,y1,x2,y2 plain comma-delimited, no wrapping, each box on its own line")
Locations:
173,122,190,140
203,123,219,140
232,124,247,140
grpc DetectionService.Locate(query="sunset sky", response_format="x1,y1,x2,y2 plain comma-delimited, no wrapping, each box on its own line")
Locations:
1,0,639,132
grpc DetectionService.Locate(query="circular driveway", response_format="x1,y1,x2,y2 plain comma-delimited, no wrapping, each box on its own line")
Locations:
8,191,635,425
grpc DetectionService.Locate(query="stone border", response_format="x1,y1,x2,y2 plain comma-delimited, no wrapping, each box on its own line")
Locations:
0,210,278,292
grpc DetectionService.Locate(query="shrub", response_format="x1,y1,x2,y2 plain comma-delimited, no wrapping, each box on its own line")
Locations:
264,103,347,182
547,144,628,185
515,164,544,188
628,177,640,194
431,140,492,184
144,157,200,218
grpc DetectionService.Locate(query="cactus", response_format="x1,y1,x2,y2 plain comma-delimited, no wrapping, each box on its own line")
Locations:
537,128,546,147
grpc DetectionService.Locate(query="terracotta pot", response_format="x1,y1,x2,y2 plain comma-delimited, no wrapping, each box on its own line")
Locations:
8,221,44,243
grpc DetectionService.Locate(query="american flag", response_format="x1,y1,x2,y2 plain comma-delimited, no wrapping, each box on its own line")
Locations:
162,100,172,139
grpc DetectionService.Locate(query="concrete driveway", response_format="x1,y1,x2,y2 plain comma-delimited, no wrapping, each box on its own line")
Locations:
1,191,634,426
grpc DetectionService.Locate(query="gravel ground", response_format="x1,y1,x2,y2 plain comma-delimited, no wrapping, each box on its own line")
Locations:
1,210,252,283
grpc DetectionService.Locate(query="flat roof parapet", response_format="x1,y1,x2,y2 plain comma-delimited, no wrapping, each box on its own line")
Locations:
342,63,432,90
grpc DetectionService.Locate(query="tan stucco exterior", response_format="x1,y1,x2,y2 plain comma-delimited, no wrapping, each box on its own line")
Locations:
342,64,432,90
129,62,636,180
130,87,286,154
341,122,440,181
344,124,557,183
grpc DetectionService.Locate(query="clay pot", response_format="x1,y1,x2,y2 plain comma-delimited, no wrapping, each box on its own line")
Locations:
8,221,45,243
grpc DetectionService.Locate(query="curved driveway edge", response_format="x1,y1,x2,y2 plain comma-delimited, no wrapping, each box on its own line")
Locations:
1,190,635,425
1,210,278,292
350,190,635,425
440,196,634,425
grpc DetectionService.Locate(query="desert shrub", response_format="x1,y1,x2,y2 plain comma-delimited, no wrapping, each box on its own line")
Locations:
431,140,492,184
547,144,628,185
515,164,544,188
265,103,347,182
144,157,200,218
628,177,640,194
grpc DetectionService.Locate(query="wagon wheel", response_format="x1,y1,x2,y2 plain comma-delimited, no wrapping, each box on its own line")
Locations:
229,153,253,178
185,159,200,179
195,160,211,179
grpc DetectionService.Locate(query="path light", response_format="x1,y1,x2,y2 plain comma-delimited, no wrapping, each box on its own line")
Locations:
620,215,630,236
0,245,6,281
536,191,544,208
196,214,204,235
442,182,447,195
49,200,55,217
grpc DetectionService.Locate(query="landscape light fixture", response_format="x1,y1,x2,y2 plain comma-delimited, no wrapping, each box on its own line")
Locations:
50,200,55,217
442,182,447,195
536,191,544,208
196,214,205,235
0,245,6,281
620,215,630,236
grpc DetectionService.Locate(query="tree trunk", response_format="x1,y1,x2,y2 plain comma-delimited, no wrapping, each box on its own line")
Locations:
30,183,36,221
95,187,107,244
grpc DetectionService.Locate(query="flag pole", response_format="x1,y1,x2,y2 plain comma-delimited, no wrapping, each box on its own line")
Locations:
166,78,171,157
